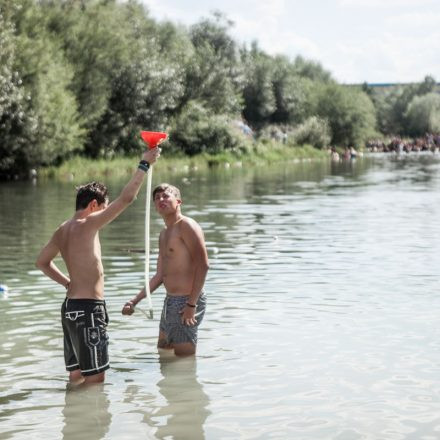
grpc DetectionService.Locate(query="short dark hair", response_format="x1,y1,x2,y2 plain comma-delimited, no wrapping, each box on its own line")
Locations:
153,183,181,200
75,181,109,210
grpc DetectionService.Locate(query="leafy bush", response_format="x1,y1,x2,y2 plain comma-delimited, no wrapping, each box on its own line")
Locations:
315,84,377,147
405,92,440,136
169,101,250,155
291,116,331,149
257,124,290,143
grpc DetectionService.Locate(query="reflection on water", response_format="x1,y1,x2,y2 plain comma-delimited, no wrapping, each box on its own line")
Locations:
2,154,440,439
116,355,210,439
154,355,210,440
62,385,111,440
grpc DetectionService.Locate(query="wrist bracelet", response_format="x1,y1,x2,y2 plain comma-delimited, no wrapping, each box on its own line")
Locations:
186,302,196,308
138,160,150,172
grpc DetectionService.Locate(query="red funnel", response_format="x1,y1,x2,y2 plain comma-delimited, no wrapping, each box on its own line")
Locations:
140,131,168,149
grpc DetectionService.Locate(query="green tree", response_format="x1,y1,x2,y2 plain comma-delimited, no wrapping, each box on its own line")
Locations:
405,92,440,136
241,43,276,128
293,55,333,83
374,76,437,135
169,100,248,155
44,0,137,156
44,0,186,157
315,83,377,147
271,55,315,125
0,0,82,177
183,12,243,115
0,6,33,177
85,4,187,156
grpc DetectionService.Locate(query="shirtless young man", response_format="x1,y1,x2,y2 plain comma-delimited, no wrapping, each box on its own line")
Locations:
122,183,209,356
35,147,160,385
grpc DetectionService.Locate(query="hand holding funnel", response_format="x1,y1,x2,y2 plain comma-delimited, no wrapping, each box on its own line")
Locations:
141,131,168,149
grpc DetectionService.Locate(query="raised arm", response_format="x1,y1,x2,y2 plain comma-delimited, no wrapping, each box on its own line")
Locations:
35,228,70,289
89,148,160,229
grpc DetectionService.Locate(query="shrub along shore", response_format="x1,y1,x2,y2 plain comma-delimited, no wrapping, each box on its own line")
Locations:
37,143,328,182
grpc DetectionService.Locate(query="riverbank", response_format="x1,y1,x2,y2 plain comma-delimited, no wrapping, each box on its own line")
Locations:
38,142,328,181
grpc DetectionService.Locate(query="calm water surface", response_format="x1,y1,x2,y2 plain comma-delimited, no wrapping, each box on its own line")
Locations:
1,154,440,439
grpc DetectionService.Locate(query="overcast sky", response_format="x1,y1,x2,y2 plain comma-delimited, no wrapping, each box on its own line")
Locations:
143,0,440,84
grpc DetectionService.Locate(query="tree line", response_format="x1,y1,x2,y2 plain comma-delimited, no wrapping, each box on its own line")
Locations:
1,0,439,178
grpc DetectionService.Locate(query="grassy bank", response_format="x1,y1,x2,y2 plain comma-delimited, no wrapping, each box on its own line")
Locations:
38,142,328,181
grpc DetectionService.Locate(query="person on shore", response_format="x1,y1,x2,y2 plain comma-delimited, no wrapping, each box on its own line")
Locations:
35,147,161,386
122,183,209,357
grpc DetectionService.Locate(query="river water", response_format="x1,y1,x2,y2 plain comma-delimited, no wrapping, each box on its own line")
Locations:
1,153,440,439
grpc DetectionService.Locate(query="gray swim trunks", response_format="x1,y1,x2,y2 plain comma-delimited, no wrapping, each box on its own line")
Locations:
159,292,206,345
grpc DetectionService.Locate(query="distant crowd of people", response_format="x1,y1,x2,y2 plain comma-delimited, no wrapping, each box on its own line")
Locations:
233,120,440,160
329,146,361,162
366,134,440,154
328,134,440,163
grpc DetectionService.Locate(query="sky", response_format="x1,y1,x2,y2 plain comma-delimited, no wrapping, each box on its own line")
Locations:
142,0,440,84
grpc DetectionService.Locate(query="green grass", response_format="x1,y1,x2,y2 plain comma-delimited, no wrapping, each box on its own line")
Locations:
38,142,328,181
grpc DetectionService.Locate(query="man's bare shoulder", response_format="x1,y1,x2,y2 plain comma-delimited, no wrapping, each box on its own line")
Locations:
54,216,98,243
179,216,204,236
55,218,81,234
63,214,101,232
51,220,70,240
180,215,201,228
57,219,72,230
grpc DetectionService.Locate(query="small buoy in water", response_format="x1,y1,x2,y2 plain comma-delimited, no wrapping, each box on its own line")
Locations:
0,284,9,298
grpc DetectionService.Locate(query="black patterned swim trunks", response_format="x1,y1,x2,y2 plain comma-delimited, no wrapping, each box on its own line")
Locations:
61,298,110,376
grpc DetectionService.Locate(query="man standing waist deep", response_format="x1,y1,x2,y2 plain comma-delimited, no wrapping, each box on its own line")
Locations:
122,183,209,356
36,147,161,385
